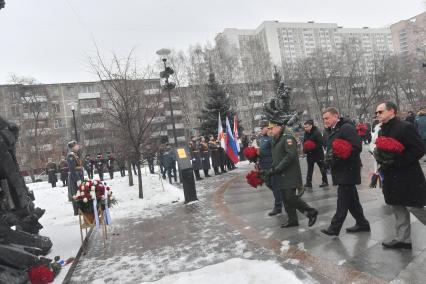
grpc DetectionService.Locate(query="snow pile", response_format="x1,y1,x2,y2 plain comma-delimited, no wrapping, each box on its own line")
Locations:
29,171,184,283
140,258,304,284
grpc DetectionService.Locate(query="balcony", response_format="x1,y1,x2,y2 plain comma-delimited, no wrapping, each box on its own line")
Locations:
78,92,100,100
165,110,183,116
168,136,186,144
151,130,168,137
167,123,184,130
80,108,103,115
23,112,49,120
248,90,263,97
26,128,53,136
82,122,105,130
151,117,166,124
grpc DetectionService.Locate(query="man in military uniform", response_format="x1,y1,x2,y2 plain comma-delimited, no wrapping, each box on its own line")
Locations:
45,158,58,188
268,119,318,228
83,154,94,179
208,135,221,175
258,121,282,216
95,153,105,180
303,120,328,188
58,157,69,187
321,107,370,236
116,152,126,177
67,141,84,215
188,136,203,181
106,152,115,179
199,136,211,178
144,145,155,174
161,143,177,184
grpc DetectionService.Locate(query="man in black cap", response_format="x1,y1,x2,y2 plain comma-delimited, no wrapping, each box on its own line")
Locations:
268,119,318,228
258,120,282,216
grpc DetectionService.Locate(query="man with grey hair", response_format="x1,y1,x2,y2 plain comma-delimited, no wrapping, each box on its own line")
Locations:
321,107,370,236
375,101,426,249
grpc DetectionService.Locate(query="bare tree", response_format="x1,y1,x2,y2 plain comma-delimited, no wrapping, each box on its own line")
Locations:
89,49,161,198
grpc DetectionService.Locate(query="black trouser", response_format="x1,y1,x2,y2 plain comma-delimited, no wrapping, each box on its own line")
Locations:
98,170,104,181
265,177,282,210
148,160,155,174
119,167,125,177
213,167,220,175
203,169,210,177
306,160,328,185
281,188,315,223
194,170,202,180
328,185,370,234
220,165,227,173
108,169,114,179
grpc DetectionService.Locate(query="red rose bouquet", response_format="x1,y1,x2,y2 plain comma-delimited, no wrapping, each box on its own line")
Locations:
370,136,405,188
246,170,265,188
303,140,316,152
243,146,258,163
332,139,353,159
73,179,117,213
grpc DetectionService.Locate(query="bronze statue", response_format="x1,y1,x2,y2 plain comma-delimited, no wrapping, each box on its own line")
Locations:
0,115,52,283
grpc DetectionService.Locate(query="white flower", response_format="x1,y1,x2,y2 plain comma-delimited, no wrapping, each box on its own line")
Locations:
93,181,97,186
90,191,96,199
80,185,84,190
91,186,95,191
77,181,82,187
83,198,88,203
72,195,78,200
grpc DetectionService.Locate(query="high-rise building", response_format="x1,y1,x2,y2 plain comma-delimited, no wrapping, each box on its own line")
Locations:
217,21,394,82
390,12,426,56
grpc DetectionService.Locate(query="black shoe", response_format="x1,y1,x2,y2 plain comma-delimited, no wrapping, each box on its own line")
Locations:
307,210,318,227
321,228,339,236
304,183,312,188
205,175,211,177
281,221,299,228
346,224,370,233
382,240,412,249
196,177,204,181
319,182,329,188
268,208,282,216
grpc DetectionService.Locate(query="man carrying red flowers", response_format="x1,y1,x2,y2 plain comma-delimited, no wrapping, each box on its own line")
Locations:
302,120,328,188
375,101,426,249
321,107,370,236
268,119,318,228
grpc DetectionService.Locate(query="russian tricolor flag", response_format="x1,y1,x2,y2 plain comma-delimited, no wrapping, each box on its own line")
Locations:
225,116,240,164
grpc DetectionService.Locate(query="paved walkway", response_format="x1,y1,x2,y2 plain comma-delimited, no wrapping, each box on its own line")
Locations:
69,148,426,283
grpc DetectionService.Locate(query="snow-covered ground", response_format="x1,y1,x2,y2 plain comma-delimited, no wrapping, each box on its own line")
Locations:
31,165,311,283
30,170,184,283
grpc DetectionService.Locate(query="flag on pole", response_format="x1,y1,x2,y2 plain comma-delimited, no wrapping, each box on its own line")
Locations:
233,116,240,152
225,116,239,164
218,112,226,150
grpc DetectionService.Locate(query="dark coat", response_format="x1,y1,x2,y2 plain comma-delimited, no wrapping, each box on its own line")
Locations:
59,160,69,182
271,132,303,190
95,156,105,173
258,134,273,170
46,162,58,184
106,156,115,171
325,118,362,185
199,142,211,170
379,117,426,207
303,126,325,162
161,148,176,168
67,152,83,199
188,141,202,170
208,140,221,168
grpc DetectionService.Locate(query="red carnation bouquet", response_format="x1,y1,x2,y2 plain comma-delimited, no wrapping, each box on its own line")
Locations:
246,170,266,188
28,265,54,284
303,140,316,152
325,138,353,167
370,136,405,188
243,146,258,163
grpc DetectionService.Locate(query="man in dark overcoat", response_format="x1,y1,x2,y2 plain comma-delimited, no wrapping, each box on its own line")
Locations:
269,119,318,228
161,143,177,184
375,102,426,249
321,107,370,236
83,154,94,179
45,158,58,188
95,153,105,180
188,136,203,181
302,120,328,188
106,152,115,179
67,141,83,215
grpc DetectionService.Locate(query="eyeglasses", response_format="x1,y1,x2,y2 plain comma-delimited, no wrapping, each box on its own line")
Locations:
375,110,384,115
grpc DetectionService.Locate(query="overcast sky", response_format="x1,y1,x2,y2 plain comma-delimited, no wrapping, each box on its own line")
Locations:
0,0,424,84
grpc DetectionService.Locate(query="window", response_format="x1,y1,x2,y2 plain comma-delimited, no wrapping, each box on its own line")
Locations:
52,103,60,113
54,119,64,129
11,105,20,117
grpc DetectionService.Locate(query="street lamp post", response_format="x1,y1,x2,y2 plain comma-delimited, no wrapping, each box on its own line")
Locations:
71,105,78,142
160,57,178,146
